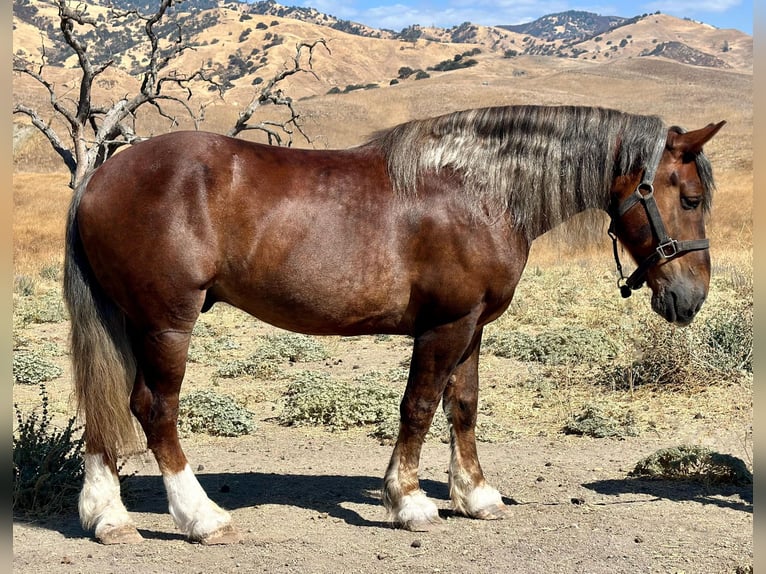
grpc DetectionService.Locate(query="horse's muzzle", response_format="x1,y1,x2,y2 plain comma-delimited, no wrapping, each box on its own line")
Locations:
651,282,707,326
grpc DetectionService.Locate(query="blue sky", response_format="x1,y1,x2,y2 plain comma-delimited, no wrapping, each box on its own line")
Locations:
291,0,753,35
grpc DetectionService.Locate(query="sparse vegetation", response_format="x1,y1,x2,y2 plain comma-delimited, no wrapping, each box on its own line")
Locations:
13,385,84,518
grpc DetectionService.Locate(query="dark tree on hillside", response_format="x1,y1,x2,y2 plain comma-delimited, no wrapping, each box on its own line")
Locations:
13,0,328,190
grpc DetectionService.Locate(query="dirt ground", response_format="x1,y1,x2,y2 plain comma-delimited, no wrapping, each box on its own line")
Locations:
12,273,754,574
12,413,752,574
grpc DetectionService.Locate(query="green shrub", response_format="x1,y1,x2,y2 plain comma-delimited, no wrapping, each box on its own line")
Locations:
13,349,62,385
39,262,61,281
629,445,752,485
695,303,752,373
14,275,36,297
279,370,399,431
215,333,328,379
215,346,284,379
178,390,256,437
262,332,328,362
563,403,640,438
484,326,616,365
14,290,66,325
13,385,84,518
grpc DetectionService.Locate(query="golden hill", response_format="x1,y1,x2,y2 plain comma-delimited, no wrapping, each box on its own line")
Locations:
12,1,752,245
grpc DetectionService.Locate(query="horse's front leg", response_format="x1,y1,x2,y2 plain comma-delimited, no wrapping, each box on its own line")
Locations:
383,315,480,531
443,329,510,520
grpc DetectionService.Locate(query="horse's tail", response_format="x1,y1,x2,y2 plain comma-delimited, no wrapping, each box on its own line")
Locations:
63,176,140,463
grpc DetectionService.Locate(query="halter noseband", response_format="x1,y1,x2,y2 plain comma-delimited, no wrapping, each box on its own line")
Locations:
608,138,710,299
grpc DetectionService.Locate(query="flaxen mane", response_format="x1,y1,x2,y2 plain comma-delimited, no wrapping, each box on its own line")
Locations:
365,105,715,239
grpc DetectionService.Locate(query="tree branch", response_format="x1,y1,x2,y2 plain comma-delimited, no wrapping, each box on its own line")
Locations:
227,39,329,145
13,1,327,189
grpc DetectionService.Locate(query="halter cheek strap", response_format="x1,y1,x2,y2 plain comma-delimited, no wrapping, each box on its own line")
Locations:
609,137,710,298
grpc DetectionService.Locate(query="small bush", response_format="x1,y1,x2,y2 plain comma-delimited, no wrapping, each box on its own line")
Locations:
14,290,66,325
592,307,752,391
215,333,328,379
563,403,640,438
39,262,61,281
279,370,399,431
14,275,36,296
13,385,84,518
263,332,328,362
629,445,752,485
178,390,256,437
483,326,616,365
13,349,62,385
695,303,752,373
215,347,282,379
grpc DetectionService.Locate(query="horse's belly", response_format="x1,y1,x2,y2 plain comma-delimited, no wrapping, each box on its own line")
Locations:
214,263,412,336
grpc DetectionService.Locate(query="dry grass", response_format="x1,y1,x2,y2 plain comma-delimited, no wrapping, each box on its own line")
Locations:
13,172,70,281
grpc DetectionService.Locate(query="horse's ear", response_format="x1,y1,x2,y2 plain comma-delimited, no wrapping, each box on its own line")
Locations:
667,121,726,156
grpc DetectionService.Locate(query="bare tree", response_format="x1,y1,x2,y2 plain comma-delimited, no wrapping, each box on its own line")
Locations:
13,0,328,189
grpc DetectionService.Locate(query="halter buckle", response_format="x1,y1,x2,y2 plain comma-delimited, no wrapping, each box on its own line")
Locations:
656,239,679,259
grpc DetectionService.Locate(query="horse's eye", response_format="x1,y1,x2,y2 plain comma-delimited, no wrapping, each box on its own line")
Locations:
681,196,702,210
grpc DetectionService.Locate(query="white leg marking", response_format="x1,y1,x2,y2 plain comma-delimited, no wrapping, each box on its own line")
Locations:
79,453,133,537
383,457,440,529
395,489,441,527
163,464,232,541
449,447,505,518
464,483,504,514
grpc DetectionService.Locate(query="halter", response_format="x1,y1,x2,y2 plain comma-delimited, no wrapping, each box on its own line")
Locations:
608,137,710,299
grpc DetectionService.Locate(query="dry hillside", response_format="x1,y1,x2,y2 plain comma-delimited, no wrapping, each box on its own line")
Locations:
12,1,752,244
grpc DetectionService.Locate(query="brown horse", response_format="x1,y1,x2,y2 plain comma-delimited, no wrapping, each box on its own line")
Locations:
63,105,724,544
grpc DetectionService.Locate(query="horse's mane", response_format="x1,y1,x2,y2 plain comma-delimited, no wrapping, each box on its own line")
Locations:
364,105,715,240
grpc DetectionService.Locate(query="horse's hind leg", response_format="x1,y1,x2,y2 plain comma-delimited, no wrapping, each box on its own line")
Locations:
130,319,240,544
383,315,481,531
443,331,509,520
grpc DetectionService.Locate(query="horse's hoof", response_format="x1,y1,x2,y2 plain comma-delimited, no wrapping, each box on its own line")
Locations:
199,524,243,545
472,503,511,521
97,524,144,545
398,515,445,532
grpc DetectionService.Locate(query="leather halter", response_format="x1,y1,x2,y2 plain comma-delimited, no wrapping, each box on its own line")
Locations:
608,138,710,299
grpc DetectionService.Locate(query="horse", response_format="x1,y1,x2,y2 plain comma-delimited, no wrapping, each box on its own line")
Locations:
63,104,725,544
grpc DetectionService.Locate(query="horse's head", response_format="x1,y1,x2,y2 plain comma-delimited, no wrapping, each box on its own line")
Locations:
610,120,726,326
